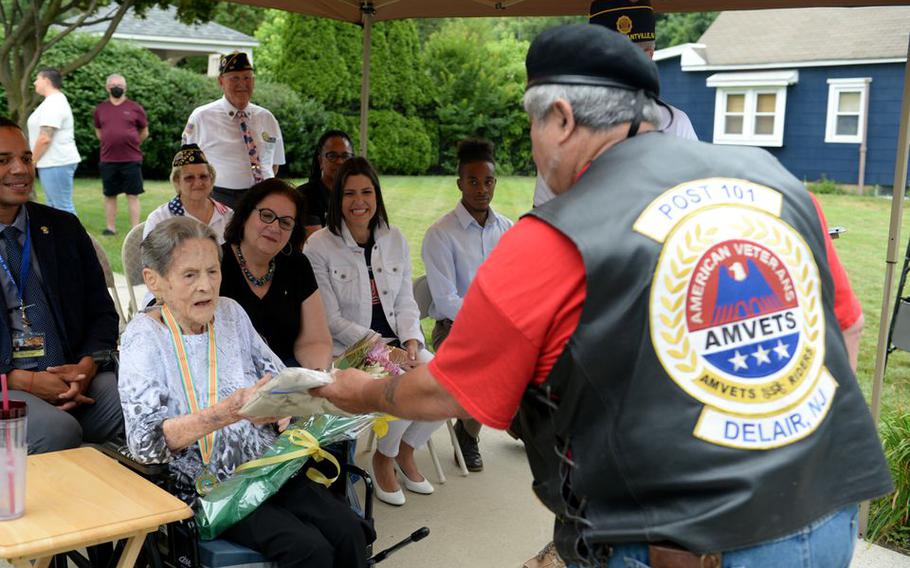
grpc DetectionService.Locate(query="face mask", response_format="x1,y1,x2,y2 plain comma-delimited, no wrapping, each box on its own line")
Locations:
533,174,556,207
110,86,124,98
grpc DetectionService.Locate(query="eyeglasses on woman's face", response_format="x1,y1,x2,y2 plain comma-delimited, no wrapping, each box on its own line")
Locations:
256,207,295,231
324,151,354,163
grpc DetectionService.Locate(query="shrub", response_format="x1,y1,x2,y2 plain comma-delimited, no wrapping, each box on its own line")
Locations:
867,412,910,550
366,110,433,175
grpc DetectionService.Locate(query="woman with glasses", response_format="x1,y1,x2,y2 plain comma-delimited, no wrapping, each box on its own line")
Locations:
220,179,333,368
144,144,232,244
298,130,354,238
304,157,442,506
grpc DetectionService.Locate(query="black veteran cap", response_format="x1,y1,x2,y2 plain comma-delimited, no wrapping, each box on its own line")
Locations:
589,0,656,43
526,23,660,98
172,144,209,168
219,51,253,75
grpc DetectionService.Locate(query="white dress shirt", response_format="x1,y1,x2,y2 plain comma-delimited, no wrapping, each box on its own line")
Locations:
182,97,285,190
421,202,513,322
304,222,423,356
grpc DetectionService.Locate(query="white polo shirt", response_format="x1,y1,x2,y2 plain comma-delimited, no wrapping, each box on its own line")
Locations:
182,97,285,190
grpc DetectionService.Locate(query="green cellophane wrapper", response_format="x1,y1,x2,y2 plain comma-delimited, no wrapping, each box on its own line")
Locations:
195,413,376,540
195,333,401,540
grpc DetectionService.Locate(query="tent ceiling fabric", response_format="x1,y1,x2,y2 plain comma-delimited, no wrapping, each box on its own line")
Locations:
234,0,910,22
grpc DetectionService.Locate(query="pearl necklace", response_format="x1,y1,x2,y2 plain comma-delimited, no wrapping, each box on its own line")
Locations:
234,244,275,287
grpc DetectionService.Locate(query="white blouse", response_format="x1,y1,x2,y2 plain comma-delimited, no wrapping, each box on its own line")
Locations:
304,222,422,356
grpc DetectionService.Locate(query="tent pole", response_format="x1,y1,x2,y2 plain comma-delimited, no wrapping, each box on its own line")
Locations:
359,6,373,158
862,35,910,534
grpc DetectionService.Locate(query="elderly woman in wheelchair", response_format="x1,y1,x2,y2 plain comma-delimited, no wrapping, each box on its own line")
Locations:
117,217,372,568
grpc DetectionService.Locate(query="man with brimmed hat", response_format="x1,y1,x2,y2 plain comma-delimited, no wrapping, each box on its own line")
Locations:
533,0,696,208
182,51,285,208
313,22,892,567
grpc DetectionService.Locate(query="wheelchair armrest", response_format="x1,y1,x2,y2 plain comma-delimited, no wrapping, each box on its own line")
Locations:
345,464,373,522
92,439,169,478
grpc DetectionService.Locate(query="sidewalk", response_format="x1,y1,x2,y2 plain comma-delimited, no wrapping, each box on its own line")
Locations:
365,427,910,567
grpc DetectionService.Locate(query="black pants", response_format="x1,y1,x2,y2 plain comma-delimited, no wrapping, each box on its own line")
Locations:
222,473,373,568
212,186,247,209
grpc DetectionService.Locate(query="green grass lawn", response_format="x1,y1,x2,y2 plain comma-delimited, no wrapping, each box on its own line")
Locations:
60,176,910,416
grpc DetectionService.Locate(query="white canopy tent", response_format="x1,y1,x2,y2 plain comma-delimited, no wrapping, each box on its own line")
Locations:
231,0,910,528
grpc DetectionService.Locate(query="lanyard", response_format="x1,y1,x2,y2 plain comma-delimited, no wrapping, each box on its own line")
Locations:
162,304,218,466
0,217,31,309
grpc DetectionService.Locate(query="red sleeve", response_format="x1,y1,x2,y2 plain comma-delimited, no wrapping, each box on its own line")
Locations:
809,193,862,330
428,217,585,429
136,103,148,128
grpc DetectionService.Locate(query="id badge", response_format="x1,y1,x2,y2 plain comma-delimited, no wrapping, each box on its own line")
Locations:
12,330,45,359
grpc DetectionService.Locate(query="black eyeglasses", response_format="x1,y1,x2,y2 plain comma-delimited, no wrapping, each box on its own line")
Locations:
324,151,354,163
256,208,295,231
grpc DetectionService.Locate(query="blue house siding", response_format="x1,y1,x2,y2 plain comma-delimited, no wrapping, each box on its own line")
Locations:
657,58,906,187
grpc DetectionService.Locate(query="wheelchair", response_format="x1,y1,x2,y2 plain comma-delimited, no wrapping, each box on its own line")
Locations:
75,436,429,568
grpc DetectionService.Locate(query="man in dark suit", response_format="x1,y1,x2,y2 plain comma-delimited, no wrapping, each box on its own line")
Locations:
0,117,121,453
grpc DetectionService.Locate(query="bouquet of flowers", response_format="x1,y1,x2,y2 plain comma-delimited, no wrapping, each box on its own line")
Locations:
195,333,403,540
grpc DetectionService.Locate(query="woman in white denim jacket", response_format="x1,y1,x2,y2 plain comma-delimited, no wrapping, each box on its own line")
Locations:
304,157,442,507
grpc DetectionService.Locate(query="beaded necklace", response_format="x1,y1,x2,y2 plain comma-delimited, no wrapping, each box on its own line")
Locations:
234,244,275,287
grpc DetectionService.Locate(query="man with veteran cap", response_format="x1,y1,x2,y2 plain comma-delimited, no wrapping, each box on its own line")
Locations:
182,52,284,208
533,0,696,208
313,23,892,567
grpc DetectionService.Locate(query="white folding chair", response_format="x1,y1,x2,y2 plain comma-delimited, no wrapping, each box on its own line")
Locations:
121,222,146,319
89,235,127,332
413,275,470,478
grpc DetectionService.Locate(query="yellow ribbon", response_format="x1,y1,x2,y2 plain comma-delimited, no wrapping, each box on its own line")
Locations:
235,428,340,488
371,414,398,438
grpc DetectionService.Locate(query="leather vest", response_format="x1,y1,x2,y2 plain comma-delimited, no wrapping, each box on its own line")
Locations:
521,133,892,564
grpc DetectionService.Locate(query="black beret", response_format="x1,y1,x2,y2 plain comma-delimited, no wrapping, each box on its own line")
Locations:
589,0,656,43
219,51,253,75
172,144,209,168
525,24,660,98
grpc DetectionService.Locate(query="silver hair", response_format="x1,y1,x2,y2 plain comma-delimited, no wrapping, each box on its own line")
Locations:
170,164,217,194
523,84,662,132
141,217,222,276
106,73,126,86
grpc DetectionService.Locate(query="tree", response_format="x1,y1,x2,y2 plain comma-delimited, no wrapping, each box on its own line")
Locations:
655,12,718,49
0,0,217,124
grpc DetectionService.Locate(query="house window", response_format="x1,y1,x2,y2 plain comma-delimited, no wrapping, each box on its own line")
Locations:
825,78,871,144
706,70,799,147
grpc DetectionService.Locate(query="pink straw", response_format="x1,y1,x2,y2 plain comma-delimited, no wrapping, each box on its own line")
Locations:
1,374,8,411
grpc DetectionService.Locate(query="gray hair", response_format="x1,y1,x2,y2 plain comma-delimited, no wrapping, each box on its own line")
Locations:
170,163,217,194
523,85,661,132
141,217,222,276
106,73,125,86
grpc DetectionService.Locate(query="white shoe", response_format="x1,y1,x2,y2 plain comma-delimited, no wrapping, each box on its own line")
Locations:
369,466,405,506
394,463,434,495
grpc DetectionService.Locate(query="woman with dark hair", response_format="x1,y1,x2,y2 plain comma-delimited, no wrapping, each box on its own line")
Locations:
304,157,441,507
220,178,332,368
297,130,354,237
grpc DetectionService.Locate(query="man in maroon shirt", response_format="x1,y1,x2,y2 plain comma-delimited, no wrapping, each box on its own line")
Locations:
93,73,148,235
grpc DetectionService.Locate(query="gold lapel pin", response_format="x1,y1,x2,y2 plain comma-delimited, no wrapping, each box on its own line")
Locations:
40,226,49,234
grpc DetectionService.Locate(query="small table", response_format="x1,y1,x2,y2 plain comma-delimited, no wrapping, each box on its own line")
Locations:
0,446,192,568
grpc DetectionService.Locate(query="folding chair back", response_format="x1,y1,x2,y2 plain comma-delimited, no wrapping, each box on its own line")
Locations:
121,222,146,319
412,274,433,320
89,235,127,331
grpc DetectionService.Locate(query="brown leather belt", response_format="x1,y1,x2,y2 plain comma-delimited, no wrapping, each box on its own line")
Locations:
647,543,722,568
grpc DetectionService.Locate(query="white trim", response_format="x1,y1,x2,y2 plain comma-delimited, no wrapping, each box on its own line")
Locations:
654,43,704,61
111,32,259,48
824,78,872,144
682,57,905,72
707,70,799,88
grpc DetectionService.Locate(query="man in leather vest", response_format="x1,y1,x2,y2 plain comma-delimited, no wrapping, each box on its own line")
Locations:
315,24,892,568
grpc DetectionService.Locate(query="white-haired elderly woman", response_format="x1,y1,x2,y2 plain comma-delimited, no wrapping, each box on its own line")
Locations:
143,144,232,243
118,217,371,568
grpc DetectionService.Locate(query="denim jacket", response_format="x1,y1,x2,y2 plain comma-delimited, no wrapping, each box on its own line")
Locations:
304,222,422,356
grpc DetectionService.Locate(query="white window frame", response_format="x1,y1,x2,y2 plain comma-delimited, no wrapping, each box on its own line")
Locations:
707,70,799,148
825,78,872,144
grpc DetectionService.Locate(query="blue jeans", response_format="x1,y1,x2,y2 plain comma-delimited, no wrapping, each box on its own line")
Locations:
38,163,78,215
570,505,858,568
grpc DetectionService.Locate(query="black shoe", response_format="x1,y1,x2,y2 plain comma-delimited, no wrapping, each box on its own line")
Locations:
101,228,116,236
454,421,483,472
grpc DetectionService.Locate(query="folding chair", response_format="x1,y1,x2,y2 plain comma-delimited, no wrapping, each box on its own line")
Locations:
89,234,128,332
121,222,146,319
